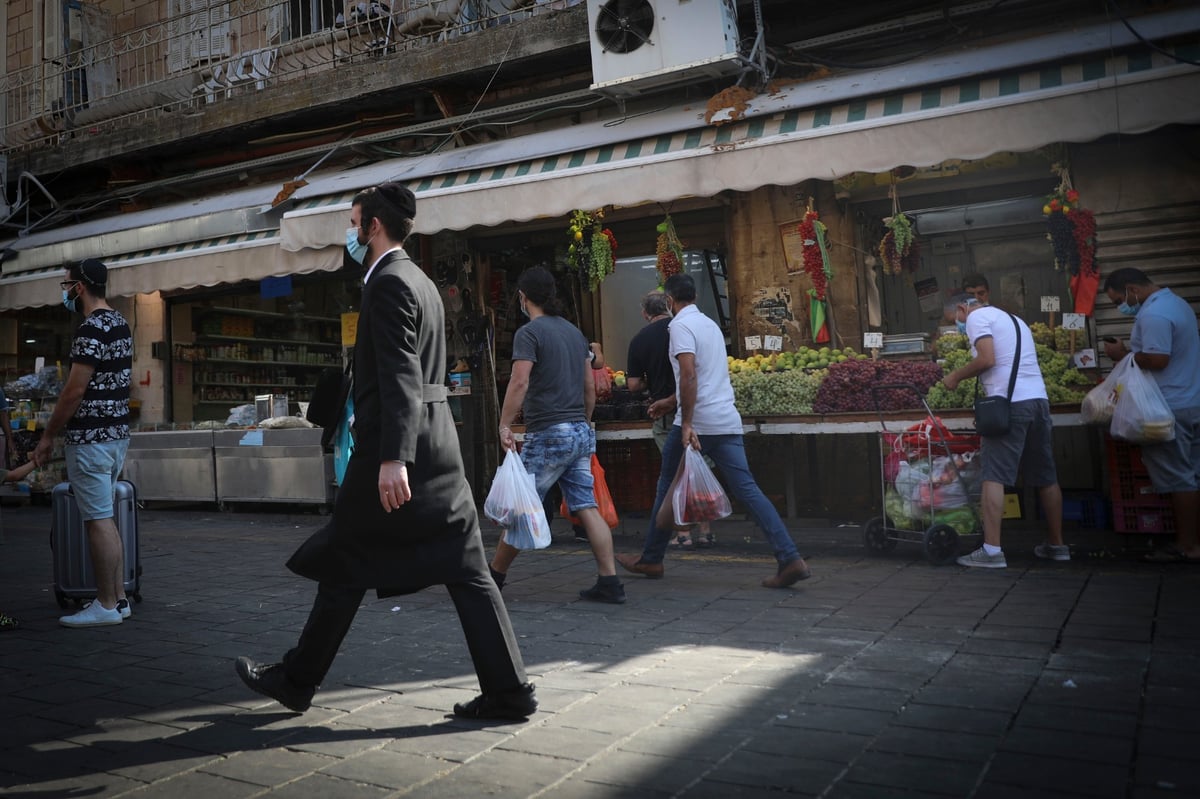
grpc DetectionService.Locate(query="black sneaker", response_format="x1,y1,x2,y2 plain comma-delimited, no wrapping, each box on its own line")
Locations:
235,656,314,713
579,580,626,604
573,525,589,542
453,682,538,720
116,598,132,619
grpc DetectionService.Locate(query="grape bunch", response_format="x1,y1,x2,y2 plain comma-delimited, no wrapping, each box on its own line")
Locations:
935,332,969,357
812,359,943,413
1053,326,1087,351
731,367,826,416
1045,211,1078,272
655,215,685,284
878,214,915,275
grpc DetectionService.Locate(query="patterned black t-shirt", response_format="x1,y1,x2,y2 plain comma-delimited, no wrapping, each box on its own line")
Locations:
66,308,132,445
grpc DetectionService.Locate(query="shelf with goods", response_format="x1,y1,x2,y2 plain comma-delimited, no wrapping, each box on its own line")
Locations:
5,395,67,497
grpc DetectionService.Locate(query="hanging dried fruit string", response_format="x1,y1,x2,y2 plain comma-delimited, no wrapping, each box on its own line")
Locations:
797,197,833,343
879,174,916,275
566,208,616,290
1043,163,1099,315
655,213,685,285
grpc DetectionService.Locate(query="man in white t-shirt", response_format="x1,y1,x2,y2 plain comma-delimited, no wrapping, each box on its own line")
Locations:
942,296,1066,568
616,274,811,588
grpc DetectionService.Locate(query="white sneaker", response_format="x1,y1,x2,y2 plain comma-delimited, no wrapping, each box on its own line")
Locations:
956,546,1007,569
1034,543,1071,562
117,598,132,619
60,601,123,628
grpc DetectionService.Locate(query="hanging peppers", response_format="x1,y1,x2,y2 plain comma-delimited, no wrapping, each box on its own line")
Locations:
797,207,832,300
655,214,685,284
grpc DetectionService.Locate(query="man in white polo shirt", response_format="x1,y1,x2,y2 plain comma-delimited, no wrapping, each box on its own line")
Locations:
617,274,811,588
942,295,1067,568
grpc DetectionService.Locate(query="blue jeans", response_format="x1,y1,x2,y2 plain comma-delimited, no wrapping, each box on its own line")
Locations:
641,425,799,565
520,422,597,513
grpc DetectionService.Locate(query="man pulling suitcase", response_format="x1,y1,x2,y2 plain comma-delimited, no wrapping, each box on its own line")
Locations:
34,258,134,628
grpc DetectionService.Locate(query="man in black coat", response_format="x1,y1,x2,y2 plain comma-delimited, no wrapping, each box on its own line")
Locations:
236,182,536,720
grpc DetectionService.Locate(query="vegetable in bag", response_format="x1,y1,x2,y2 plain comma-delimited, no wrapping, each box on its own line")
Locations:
484,450,552,550
671,445,733,526
1080,355,1126,425
1109,355,1176,444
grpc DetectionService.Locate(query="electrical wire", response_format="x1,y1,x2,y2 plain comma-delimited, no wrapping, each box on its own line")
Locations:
1105,0,1200,67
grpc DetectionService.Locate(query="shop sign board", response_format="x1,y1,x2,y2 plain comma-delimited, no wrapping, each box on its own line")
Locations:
751,287,793,326
341,312,359,347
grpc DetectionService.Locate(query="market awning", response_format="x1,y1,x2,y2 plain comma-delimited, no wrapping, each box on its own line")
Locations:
0,231,345,310
0,181,349,310
280,41,1200,251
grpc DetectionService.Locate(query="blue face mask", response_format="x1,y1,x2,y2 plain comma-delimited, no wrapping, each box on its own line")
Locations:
956,319,967,335
1118,290,1141,316
345,226,368,265
62,289,77,312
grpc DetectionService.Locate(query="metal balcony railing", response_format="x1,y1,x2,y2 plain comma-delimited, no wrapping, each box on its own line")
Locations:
1,0,582,154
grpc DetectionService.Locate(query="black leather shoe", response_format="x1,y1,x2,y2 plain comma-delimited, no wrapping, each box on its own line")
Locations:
453,682,538,720
235,656,314,713
579,580,626,604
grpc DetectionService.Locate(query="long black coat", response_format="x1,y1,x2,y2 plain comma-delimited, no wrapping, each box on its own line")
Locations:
288,249,480,596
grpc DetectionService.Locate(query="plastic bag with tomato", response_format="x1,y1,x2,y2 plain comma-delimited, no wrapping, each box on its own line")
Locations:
670,444,732,526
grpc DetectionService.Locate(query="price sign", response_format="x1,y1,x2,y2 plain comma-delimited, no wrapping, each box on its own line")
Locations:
744,335,762,351
763,335,783,351
1040,295,1061,313
863,332,884,349
340,312,359,347
1062,313,1086,330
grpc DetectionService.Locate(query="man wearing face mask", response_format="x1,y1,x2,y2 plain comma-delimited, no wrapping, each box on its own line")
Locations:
34,259,133,627
942,295,1066,568
1102,268,1200,563
236,183,536,721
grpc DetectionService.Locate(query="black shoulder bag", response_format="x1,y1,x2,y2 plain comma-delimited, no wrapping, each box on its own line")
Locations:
973,313,1021,438
307,354,353,450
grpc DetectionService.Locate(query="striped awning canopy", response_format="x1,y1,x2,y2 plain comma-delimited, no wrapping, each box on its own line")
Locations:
280,39,1200,251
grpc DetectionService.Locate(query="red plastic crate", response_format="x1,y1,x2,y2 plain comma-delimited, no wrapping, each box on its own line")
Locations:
597,439,662,512
1111,500,1176,534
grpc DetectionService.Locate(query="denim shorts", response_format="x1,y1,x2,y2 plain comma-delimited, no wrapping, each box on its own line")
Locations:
65,439,129,521
979,399,1057,487
520,422,596,513
1140,405,1200,493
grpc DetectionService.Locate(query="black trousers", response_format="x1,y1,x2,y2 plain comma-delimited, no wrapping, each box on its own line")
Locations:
281,570,527,696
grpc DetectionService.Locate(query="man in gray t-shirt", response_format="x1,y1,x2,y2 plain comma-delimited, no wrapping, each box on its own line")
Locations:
512,315,588,432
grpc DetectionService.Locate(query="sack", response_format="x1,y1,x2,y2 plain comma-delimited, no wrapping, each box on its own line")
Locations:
1109,355,1176,443
308,364,352,449
974,395,1011,438
670,445,733,526
332,396,354,486
560,454,619,529
484,450,551,550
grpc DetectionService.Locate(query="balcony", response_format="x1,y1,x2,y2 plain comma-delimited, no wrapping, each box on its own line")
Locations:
1,0,583,158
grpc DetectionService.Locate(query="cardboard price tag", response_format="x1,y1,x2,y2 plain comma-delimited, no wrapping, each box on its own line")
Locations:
1062,313,1086,330
863,332,884,349
763,335,783,351
1040,295,1061,313
744,335,762,351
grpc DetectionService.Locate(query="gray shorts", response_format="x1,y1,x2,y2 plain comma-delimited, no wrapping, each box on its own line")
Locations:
980,399,1058,487
1140,405,1200,493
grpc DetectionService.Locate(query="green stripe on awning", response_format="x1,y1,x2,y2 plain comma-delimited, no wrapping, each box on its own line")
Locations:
999,74,1020,95
1039,66,1062,88
813,107,832,128
958,81,980,102
920,89,941,110
883,95,904,115
847,99,867,122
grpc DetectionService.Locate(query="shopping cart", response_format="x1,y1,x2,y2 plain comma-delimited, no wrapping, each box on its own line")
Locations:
863,384,983,565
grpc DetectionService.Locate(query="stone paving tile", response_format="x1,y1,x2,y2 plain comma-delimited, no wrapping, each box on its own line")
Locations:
842,750,983,796
983,751,1128,798
772,704,894,736
1134,754,1200,795
197,745,338,787
868,726,998,762
123,769,264,799
1013,703,1139,738
572,748,715,794
892,703,1013,736
704,749,845,793
247,771,390,798
1000,725,1134,764
802,683,911,713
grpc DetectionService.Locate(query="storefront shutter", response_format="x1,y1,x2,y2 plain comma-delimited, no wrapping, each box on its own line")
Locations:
1093,202,1200,359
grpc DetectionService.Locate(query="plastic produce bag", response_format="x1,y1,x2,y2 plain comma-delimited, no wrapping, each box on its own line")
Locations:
1080,356,1126,425
560,454,619,529
670,445,733,526
484,450,551,550
1109,356,1176,444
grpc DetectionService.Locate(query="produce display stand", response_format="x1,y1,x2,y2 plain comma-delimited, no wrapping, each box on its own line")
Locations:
859,385,983,565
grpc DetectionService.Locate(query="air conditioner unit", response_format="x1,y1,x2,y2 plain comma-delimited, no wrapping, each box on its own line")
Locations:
587,0,743,97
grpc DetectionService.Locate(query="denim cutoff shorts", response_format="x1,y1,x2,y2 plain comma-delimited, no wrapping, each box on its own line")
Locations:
521,421,596,513
65,439,130,521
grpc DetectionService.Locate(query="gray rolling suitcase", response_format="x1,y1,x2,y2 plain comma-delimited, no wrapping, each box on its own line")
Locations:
51,481,142,609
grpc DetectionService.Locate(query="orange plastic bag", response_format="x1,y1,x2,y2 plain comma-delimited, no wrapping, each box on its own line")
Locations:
561,454,619,529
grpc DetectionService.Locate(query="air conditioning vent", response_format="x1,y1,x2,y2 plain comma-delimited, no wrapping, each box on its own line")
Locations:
595,0,655,54
587,0,743,97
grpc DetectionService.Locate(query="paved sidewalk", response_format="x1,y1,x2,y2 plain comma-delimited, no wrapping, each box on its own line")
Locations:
0,503,1198,798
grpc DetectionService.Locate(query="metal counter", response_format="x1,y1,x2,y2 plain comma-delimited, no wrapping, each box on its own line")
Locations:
213,427,332,507
124,430,217,503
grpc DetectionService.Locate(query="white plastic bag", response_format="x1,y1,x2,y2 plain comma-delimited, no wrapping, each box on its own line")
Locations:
1109,355,1176,443
1080,356,1128,425
484,450,551,550
670,445,733,526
